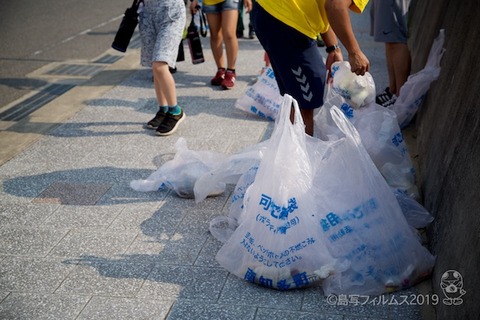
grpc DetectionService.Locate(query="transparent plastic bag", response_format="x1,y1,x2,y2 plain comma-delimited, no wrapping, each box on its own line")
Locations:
316,83,419,198
394,190,434,229
331,61,376,109
388,29,446,128
194,141,267,204
315,107,435,295
235,67,282,120
215,94,338,290
130,137,226,198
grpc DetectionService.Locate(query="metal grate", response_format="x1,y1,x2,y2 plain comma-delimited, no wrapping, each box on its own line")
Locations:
93,54,123,64
45,64,105,77
0,84,75,121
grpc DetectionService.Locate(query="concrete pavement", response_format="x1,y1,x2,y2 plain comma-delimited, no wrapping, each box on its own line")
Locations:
0,7,434,320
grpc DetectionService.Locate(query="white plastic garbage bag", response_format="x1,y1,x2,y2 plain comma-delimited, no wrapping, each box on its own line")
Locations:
130,137,227,198
235,67,282,121
331,61,376,109
215,94,338,290
315,84,419,198
214,95,435,295
314,106,435,295
194,141,267,204
388,29,446,128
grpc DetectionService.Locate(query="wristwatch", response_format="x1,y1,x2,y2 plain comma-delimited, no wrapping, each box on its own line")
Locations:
326,44,340,53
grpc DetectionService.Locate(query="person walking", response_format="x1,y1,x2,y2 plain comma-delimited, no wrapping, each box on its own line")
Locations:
237,0,255,39
251,0,370,136
139,0,187,136
190,0,252,90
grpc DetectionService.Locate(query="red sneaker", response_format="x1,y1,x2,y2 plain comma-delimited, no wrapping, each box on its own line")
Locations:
221,70,236,89
210,69,225,86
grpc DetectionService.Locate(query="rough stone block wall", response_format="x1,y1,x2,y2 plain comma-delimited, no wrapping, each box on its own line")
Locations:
408,0,480,319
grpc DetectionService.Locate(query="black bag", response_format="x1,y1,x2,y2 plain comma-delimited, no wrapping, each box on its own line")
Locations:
112,0,141,52
177,39,185,62
187,7,207,64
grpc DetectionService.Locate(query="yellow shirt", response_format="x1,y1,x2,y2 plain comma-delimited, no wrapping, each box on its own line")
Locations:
203,0,225,5
256,0,368,39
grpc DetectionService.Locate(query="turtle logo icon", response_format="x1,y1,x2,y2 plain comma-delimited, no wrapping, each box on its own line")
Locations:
440,270,466,305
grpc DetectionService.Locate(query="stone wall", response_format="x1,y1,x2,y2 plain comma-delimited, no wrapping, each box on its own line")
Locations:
408,0,480,319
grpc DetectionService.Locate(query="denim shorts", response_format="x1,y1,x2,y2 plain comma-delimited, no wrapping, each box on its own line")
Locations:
202,0,240,14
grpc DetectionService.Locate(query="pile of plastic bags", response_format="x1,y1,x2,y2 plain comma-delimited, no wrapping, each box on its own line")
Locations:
131,94,435,296
130,36,446,293
198,94,434,295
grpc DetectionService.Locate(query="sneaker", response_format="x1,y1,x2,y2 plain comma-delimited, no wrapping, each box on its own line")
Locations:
210,69,225,86
248,26,255,39
156,110,185,136
146,109,167,129
382,94,398,108
221,70,236,89
376,87,394,106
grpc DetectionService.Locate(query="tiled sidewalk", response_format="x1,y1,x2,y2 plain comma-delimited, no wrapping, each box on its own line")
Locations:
0,7,433,320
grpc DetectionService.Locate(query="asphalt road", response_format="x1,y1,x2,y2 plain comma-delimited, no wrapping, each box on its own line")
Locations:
0,0,133,109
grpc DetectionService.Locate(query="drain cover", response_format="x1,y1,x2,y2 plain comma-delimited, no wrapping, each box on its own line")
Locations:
45,64,105,77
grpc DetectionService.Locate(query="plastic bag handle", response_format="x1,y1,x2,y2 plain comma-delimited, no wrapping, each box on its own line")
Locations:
329,105,362,145
276,94,304,128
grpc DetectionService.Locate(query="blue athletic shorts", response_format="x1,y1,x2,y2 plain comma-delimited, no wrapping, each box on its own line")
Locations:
202,0,240,14
251,3,326,109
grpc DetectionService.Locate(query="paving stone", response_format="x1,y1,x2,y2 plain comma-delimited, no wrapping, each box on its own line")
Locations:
218,275,305,310
33,182,112,205
0,256,76,293
255,308,343,320
56,260,153,297
77,296,173,320
41,205,122,228
137,265,228,301
167,301,255,320
0,293,89,320
48,229,137,258
0,227,69,256
0,202,58,226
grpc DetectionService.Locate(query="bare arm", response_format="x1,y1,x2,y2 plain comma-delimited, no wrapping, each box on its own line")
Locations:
325,0,369,75
320,27,343,80
244,0,252,13
190,0,199,13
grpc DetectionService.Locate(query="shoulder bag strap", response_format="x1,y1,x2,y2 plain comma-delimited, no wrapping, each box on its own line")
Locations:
197,6,208,37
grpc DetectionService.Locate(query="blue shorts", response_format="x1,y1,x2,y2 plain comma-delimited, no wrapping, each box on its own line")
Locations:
203,0,240,14
251,3,326,109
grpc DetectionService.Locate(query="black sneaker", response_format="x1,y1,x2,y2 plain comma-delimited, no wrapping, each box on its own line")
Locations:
146,110,167,129
382,94,398,108
376,87,393,106
156,110,185,136
248,25,255,39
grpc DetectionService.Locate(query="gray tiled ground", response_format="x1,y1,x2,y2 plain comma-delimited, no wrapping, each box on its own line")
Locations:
0,5,432,320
